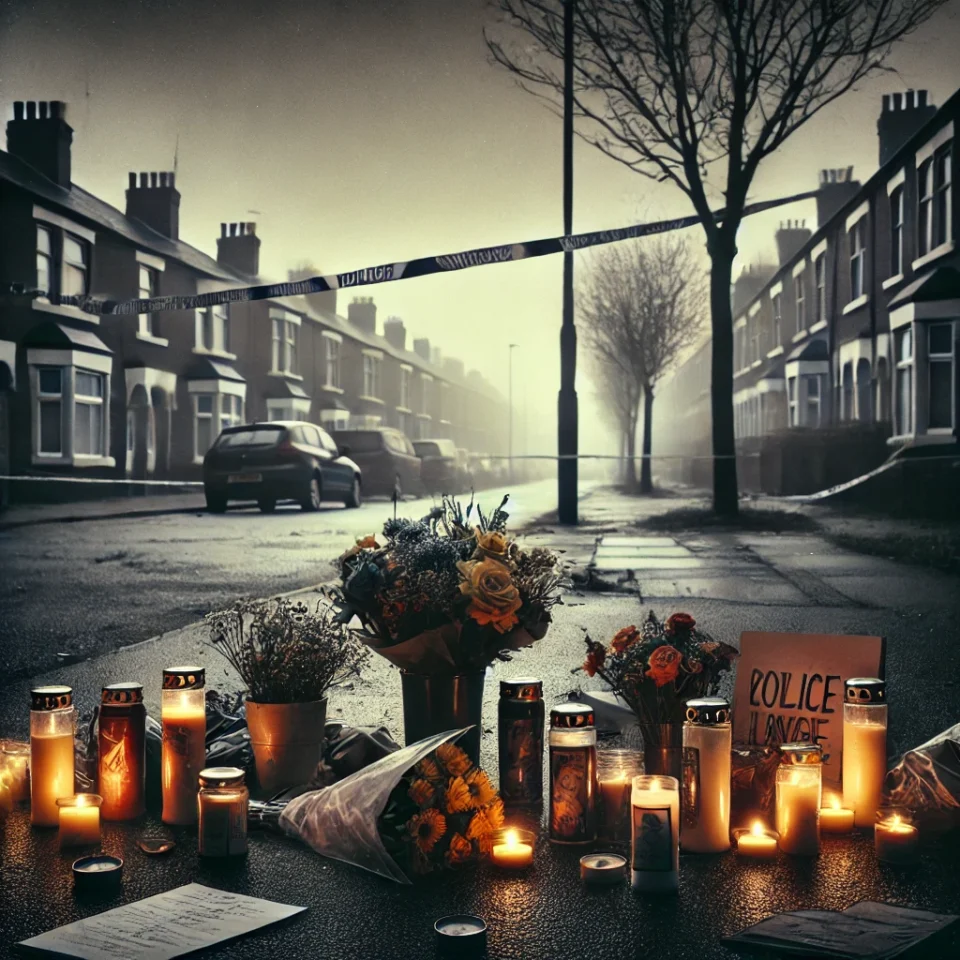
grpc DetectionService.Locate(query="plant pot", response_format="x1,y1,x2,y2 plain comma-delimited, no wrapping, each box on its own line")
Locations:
400,671,485,767
245,698,327,795
639,722,684,781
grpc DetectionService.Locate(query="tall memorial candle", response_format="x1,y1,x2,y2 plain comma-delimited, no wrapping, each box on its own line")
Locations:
681,698,732,853
161,666,206,826
776,742,822,856
842,678,887,829
98,683,146,821
631,775,680,893
30,686,76,828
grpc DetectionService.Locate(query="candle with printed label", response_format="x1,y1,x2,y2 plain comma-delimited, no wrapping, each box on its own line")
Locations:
681,698,731,853
630,775,680,893
98,683,146,821
161,667,207,826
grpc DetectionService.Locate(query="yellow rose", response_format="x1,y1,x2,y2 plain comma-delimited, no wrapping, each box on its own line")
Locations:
474,528,510,562
457,558,522,634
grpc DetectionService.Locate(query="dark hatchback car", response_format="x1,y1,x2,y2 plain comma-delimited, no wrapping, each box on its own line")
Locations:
332,428,421,498
413,439,460,494
203,421,361,513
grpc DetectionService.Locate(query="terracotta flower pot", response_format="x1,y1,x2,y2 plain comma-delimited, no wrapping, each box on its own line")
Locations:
245,698,327,794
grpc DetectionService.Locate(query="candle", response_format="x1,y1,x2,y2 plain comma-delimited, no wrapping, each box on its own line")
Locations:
57,794,102,849
72,854,123,893
875,812,919,865
580,853,627,885
198,767,249,858
775,743,822,857
30,686,76,828
630,775,680,893
734,822,779,860
842,678,887,829
681,698,732,853
0,775,12,817
1,740,31,803
548,704,598,844
434,915,487,959
161,667,206,826
490,828,534,869
597,749,643,844
98,683,146,822
820,796,855,834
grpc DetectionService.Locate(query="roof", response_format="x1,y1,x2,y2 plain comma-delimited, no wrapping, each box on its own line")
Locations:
264,380,310,400
22,320,112,354
888,266,960,308
185,357,245,382
786,338,829,362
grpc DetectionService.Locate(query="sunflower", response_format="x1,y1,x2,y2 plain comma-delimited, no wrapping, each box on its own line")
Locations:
436,743,473,777
407,808,447,854
408,778,435,806
416,757,442,780
445,832,474,867
463,768,496,809
444,776,474,813
485,797,505,830
466,810,495,842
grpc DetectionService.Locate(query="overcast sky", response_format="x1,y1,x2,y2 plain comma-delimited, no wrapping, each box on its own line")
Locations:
2,0,959,454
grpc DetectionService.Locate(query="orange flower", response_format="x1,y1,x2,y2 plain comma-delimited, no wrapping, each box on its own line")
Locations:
416,757,442,780
444,776,474,813
474,528,510,562
408,778,435,806
436,743,472,777
583,641,606,677
457,558,522,634
464,769,496,808
408,808,446,854
685,658,704,675
699,641,719,655
665,612,696,636
357,535,380,550
611,626,641,654
466,810,495,841
485,797,505,830
646,644,683,687
445,832,474,866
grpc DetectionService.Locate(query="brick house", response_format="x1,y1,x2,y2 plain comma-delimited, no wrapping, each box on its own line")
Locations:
0,100,507,505
653,86,958,497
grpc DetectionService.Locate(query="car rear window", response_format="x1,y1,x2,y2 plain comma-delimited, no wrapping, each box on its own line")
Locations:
414,442,441,458
334,431,384,453
217,427,284,448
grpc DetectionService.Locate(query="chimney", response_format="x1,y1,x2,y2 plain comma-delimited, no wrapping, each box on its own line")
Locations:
383,316,407,350
6,100,73,188
126,171,181,240
774,219,812,266
347,296,377,334
216,221,260,276
443,357,465,379
732,264,776,315
878,89,936,166
816,166,862,229
413,338,431,362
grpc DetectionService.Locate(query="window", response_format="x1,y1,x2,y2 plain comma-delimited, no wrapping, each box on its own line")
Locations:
933,146,952,249
138,265,158,337
788,377,797,426
928,322,954,429
197,305,230,354
324,338,340,388
363,355,381,398
284,322,298,375
422,376,433,414
890,187,904,277
749,318,759,364
918,159,933,256
794,272,806,333
400,368,412,408
895,327,913,435
805,375,821,427
35,224,89,300
849,218,866,300
220,394,244,432
37,367,63,454
36,226,52,296
74,370,105,455
842,362,854,421
814,254,826,323
61,235,88,298
271,317,298,374
194,393,244,459
772,294,782,348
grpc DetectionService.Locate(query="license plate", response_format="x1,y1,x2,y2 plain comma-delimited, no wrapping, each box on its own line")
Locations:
227,473,262,483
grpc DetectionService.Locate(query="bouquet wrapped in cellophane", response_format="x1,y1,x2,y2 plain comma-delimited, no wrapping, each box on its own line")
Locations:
324,495,562,675
263,729,504,883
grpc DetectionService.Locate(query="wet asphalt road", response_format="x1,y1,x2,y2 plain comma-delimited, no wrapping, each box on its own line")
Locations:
0,481,561,681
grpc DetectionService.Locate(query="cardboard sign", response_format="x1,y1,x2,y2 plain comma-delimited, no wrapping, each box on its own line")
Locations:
733,632,886,784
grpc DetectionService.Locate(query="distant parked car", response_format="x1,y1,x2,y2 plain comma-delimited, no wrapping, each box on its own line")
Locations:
203,421,361,514
413,439,460,494
332,428,421,499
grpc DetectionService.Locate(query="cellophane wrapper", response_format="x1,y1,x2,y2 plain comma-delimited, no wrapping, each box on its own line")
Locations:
279,727,469,884
885,723,960,833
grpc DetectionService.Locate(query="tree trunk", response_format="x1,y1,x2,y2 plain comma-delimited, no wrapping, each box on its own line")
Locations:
618,426,627,484
624,414,638,491
709,248,739,517
640,385,654,495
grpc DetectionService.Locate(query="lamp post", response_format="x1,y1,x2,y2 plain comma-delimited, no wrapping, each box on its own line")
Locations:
508,343,519,485
557,0,578,524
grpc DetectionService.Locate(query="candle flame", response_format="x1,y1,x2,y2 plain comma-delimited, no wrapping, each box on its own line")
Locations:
75,795,88,807
831,797,841,810
892,814,901,827
750,821,765,837
505,829,519,848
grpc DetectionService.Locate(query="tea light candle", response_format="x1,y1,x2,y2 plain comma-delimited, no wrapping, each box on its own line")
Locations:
820,796,855,834
630,775,680,893
580,853,627,885
72,854,123,894
57,794,102,849
734,822,779,860
875,813,919,865
1,740,31,803
490,828,534,869
434,915,487,959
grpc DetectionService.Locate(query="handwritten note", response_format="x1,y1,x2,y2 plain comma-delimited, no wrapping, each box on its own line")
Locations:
18,883,306,959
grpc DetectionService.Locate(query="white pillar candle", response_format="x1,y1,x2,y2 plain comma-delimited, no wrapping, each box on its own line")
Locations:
631,775,679,893
161,668,207,827
776,743,822,857
681,698,731,853
58,794,102,849
30,686,76,828
842,679,887,829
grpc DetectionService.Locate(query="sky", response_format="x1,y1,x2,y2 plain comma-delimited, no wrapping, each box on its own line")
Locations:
2,0,960,455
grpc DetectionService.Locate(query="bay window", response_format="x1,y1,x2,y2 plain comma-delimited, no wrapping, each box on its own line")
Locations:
928,322,954,430
895,327,913,435
193,393,245,460
32,362,110,463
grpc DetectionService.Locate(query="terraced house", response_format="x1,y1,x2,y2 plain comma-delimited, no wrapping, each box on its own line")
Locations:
654,86,959,498
0,100,507,504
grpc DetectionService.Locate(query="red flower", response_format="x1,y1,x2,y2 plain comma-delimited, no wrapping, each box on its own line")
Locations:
665,613,696,636
646,644,682,687
611,626,641,654
583,642,606,677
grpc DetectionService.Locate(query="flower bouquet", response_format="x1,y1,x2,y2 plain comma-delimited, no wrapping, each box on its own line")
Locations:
269,729,504,883
579,611,738,776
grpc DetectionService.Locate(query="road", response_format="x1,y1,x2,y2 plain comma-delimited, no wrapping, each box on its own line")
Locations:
0,480,567,681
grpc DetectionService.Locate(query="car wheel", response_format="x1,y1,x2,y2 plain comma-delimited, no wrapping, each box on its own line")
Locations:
301,476,321,512
205,489,227,514
258,498,277,513
344,477,362,509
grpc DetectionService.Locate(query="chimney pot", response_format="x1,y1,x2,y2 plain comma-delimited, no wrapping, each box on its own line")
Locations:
846,165,853,180
38,102,48,120
882,94,891,113
139,172,148,187
918,89,928,108
149,172,158,188
893,92,902,111
26,102,36,120
169,172,175,187
50,100,63,119
220,222,227,238
906,89,914,108
830,169,837,183
128,172,136,189
13,101,24,120
247,222,255,235
126,166,180,238
159,172,167,187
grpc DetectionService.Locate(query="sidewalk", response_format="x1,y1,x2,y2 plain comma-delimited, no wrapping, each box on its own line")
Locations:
0,490,207,531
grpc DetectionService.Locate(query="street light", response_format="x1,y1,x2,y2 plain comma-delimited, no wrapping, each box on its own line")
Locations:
508,343,519,485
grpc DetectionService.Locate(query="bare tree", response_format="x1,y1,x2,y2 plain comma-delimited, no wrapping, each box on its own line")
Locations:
590,353,637,485
580,235,705,493
487,0,946,515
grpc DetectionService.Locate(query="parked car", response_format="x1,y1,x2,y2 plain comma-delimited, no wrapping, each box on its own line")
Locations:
203,421,361,514
332,428,421,499
413,438,460,494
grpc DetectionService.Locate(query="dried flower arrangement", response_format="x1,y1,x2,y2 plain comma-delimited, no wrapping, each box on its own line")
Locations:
206,597,369,703
326,495,563,674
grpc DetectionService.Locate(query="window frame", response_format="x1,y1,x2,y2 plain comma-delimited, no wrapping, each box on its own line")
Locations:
814,254,826,324
772,294,782,348
324,337,341,389
36,366,64,456
895,326,914,436
918,158,934,257
35,224,90,302
138,264,158,338
805,374,821,428
849,218,866,301
932,144,953,250
362,354,381,399
889,186,904,278
794,271,806,333
927,321,955,431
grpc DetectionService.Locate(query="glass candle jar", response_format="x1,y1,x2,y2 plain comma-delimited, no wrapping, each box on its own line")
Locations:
681,697,731,853
1,740,31,804
548,703,597,845
842,678,887,829
161,666,206,826
498,678,544,805
99,683,146,822
198,767,248,857
874,806,919,865
30,686,76,827
776,742,822,856
597,748,644,844
630,775,680,893
57,793,102,849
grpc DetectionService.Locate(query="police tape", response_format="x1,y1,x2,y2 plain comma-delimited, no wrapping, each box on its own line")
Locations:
4,189,818,317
